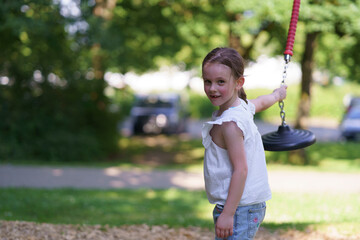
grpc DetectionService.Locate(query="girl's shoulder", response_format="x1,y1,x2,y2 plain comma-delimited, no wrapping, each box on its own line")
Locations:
216,99,255,121
202,99,255,148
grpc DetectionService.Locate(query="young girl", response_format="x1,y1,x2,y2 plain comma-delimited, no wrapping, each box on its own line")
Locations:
201,47,287,240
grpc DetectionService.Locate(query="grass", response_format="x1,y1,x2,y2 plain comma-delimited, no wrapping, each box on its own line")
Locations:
265,192,360,236
0,188,211,228
1,188,359,237
265,142,360,172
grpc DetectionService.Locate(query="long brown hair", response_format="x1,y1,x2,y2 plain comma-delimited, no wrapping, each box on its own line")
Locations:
202,47,247,103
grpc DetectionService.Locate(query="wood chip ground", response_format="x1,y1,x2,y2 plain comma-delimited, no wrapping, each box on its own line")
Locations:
1,220,358,240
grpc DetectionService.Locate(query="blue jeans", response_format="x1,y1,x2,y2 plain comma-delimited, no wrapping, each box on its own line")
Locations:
212,202,266,240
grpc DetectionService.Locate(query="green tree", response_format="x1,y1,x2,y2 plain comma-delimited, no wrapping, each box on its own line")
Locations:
3,0,360,164
224,0,360,164
80,0,228,72
0,0,119,162
225,0,292,60
295,0,360,129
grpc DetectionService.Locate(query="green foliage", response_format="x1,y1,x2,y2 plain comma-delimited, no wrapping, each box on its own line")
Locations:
225,0,360,83
188,92,216,119
111,87,135,121
300,0,360,83
310,82,360,120
2,0,360,163
82,0,228,73
225,0,291,59
0,1,119,162
0,80,120,162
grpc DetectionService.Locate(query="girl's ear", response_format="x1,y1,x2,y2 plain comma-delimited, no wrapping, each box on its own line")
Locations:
236,76,245,90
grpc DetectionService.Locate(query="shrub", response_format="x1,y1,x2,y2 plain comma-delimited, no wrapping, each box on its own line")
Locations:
0,80,119,162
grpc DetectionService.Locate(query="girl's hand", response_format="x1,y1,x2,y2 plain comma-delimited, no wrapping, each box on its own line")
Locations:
273,85,288,102
216,212,234,239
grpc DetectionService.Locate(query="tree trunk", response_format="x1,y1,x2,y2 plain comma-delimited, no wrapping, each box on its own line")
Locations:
228,26,267,61
228,13,247,58
229,29,244,57
92,0,116,80
228,14,268,60
94,0,116,20
289,32,319,165
91,0,116,110
295,32,319,129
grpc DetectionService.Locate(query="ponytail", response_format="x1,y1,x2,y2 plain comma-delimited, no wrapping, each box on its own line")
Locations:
238,88,248,104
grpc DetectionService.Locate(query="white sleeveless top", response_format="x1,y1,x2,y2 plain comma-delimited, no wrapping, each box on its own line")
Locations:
202,99,272,206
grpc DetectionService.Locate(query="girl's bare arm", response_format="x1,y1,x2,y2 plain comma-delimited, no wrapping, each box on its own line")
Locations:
214,121,248,239
249,85,287,113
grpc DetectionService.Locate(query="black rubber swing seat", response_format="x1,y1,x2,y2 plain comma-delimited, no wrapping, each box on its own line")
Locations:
262,124,316,151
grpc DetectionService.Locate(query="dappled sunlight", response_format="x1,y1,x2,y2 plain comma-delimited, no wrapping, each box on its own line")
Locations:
102,166,205,190
268,170,360,193
174,147,204,164
51,169,63,177
193,197,214,222
132,151,176,166
170,171,204,190
104,167,122,177
266,193,360,226
145,189,157,199
0,164,205,190
117,135,204,167
103,167,153,188
138,135,179,148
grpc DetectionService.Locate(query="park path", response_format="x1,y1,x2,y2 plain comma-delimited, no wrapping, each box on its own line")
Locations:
1,165,359,193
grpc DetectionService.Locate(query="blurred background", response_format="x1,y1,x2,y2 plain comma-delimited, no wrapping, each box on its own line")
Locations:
1,0,360,164
2,1,360,238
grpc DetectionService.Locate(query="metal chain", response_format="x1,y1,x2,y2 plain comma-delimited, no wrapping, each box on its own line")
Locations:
279,60,289,126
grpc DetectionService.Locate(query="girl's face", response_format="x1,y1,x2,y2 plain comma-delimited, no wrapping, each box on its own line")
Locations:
203,63,243,111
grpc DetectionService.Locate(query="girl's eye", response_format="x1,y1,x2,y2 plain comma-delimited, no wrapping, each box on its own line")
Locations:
204,80,211,84
218,80,225,84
